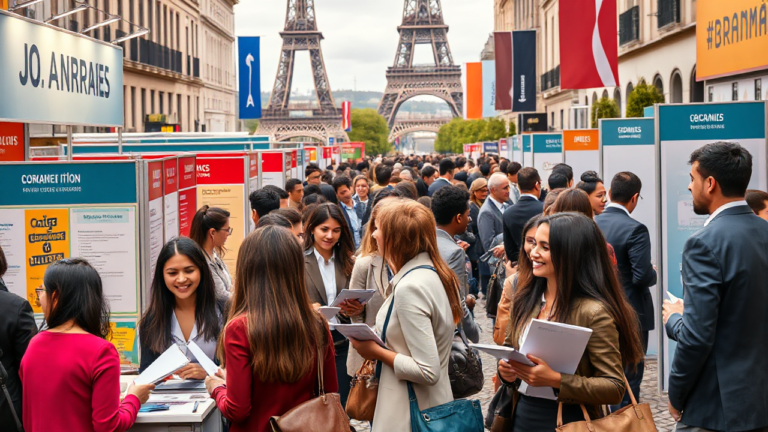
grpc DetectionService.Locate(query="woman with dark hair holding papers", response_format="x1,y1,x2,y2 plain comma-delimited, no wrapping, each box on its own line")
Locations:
496,213,643,430
138,237,226,379
20,259,155,432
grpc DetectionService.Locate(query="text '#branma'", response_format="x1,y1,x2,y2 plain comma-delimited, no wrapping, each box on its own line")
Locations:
18,43,111,98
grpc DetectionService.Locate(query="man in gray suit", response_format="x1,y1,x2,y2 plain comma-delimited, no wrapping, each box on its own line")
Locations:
663,142,768,432
477,174,511,295
431,186,480,343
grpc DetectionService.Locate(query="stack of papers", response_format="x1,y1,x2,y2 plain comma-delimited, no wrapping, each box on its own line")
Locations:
330,290,376,307
334,323,386,347
153,380,207,393
134,345,190,385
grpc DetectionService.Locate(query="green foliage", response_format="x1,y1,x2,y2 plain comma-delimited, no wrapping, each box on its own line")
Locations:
435,117,511,154
244,120,259,134
626,80,666,118
347,109,392,156
590,97,620,128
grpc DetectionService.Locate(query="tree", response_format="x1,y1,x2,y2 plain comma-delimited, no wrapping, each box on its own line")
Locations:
347,108,392,156
244,120,259,134
626,80,665,118
590,97,620,128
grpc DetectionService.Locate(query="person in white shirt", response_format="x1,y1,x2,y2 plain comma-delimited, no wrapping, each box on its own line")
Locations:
333,176,365,249
189,205,233,297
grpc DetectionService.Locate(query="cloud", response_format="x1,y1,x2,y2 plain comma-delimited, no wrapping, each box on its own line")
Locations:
234,0,494,93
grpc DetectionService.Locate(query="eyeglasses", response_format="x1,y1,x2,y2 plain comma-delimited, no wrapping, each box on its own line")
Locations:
34,286,45,301
219,227,233,235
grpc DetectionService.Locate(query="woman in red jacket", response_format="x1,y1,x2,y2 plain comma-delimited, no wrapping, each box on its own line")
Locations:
20,259,154,432
205,226,337,432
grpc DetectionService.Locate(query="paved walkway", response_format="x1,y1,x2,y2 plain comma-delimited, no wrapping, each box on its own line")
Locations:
351,296,677,431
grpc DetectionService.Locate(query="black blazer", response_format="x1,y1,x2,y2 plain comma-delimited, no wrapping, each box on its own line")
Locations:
304,248,350,306
595,206,656,332
502,196,543,262
427,177,451,197
0,288,37,429
665,205,768,431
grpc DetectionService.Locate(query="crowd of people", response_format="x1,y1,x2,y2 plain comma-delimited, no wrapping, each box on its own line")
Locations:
1,141,768,432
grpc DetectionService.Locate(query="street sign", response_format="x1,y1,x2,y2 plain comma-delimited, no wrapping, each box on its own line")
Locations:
237,37,261,120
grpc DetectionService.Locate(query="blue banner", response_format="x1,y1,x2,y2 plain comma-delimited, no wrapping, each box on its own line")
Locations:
659,102,766,141
512,30,537,113
644,106,654,118
532,133,562,153
522,134,531,152
601,118,655,146
0,162,138,206
482,60,498,119
237,37,261,120
482,142,499,154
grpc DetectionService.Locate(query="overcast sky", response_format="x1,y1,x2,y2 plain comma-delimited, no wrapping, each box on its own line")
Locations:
234,0,494,95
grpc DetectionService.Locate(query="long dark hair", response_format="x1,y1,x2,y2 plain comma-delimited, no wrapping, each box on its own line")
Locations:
551,189,594,219
303,203,355,277
138,237,222,354
219,226,330,383
43,258,110,338
189,205,230,257
510,213,643,366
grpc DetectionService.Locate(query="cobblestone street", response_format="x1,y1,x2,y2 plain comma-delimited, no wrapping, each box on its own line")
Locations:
351,296,677,431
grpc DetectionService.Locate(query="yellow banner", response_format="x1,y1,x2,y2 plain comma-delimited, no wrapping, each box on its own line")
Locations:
196,185,245,275
1,0,9,10
697,0,768,80
25,209,70,312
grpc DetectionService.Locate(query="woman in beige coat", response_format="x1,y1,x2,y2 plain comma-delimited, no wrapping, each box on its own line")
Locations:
350,199,463,432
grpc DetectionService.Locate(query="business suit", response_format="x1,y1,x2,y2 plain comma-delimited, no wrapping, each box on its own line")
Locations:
427,177,452,197
502,196,543,263
339,200,365,249
0,288,37,431
304,248,352,405
436,229,480,343
666,204,768,432
371,253,455,432
477,198,506,295
346,254,390,375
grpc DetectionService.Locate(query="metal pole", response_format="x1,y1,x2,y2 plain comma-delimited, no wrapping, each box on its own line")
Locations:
67,125,73,161
118,127,123,154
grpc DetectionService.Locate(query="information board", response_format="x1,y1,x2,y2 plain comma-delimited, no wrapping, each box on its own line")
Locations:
531,133,563,186
563,130,599,179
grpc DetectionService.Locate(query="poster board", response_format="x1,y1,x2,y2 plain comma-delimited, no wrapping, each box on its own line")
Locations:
600,118,659,356
563,129,600,178
291,150,299,180
482,142,499,155
521,135,532,167
177,156,197,238
531,133,563,186
656,101,768,392
163,158,179,242
259,150,292,189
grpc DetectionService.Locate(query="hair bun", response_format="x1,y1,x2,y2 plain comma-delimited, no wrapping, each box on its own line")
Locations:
580,171,602,183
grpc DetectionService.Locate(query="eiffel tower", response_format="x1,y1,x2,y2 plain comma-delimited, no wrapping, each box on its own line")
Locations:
378,0,463,140
257,0,347,143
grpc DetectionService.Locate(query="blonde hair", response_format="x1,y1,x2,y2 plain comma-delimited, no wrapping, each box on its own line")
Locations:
469,178,488,208
376,199,462,323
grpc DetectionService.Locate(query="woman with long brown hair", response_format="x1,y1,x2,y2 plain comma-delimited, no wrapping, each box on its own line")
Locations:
204,226,337,432
302,203,356,406
497,212,643,430
551,189,618,265
350,199,462,432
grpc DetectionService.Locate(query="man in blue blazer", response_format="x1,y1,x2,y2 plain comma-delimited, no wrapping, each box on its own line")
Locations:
595,171,656,409
663,142,768,432
502,167,543,263
333,176,366,249
427,158,456,197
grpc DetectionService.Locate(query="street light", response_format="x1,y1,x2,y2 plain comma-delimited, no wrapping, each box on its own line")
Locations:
81,15,121,34
45,3,90,23
9,0,43,11
112,28,149,44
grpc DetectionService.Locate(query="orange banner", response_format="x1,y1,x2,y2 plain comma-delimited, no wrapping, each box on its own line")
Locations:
25,209,70,313
0,0,8,10
465,63,483,120
697,0,768,80
563,130,599,151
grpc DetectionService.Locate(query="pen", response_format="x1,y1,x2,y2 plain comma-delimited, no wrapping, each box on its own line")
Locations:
192,401,199,413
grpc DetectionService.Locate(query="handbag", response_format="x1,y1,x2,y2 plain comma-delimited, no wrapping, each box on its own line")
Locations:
269,349,350,432
407,381,484,432
556,374,657,432
448,324,484,399
484,381,516,432
485,261,504,317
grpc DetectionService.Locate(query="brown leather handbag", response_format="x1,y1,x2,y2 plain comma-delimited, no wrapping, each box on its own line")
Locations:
556,374,657,432
270,352,350,432
345,359,378,421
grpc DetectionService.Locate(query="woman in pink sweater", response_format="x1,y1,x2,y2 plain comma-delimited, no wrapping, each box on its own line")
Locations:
20,258,154,432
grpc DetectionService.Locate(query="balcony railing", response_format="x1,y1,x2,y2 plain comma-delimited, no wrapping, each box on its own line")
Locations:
116,30,198,77
620,6,640,45
658,0,680,28
540,66,560,92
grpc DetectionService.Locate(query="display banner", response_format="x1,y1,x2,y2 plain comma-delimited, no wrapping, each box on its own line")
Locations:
500,138,508,155
563,129,600,178
657,101,767,391
109,319,139,369
146,161,164,287
0,122,25,161
342,101,352,132
600,117,659,356
493,31,537,112
0,161,140,315
521,135,532,167
482,142,499,155
509,136,520,163
482,60,498,118
237,36,262,120
519,113,548,133
163,158,179,242
531,133,563,186
0,11,124,126
248,152,259,194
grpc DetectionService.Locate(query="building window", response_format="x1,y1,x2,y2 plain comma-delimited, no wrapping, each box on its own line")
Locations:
551,111,555,131
151,90,155,113
131,87,137,128
732,83,738,101
159,91,164,114
141,88,147,130
756,79,763,101
708,86,713,102
560,109,564,130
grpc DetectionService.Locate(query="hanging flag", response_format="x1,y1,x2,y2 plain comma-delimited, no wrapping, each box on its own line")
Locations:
341,101,352,132
237,37,262,119
463,61,498,120
559,0,618,89
494,31,537,112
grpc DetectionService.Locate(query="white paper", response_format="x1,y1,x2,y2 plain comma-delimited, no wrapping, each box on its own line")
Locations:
330,289,376,307
164,191,179,242
468,344,535,366
667,291,683,304
0,209,27,299
187,341,219,377
148,197,164,284
134,345,190,385
318,307,341,321
334,324,386,347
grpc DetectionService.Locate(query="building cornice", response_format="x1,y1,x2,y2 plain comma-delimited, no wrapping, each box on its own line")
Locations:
202,82,237,95
201,14,235,41
123,60,205,87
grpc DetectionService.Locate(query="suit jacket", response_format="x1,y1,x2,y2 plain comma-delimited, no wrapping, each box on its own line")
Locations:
595,206,657,332
477,198,506,276
427,177,452,197
339,201,366,248
0,288,37,429
466,202,482,261
435,229,480,343
371,253,455,432
502,196,543,262
665,205,768,431
304,248,351,306
346,254,390,375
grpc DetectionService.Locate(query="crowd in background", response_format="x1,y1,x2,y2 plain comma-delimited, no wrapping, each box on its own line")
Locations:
2,141,768,432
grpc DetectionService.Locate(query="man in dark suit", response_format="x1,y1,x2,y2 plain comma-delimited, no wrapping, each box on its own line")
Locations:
595,171,656,409
0,248,37,431
332,175,366,249
663,142,768,432
468,162,491,189
477,173,511,296
502,167,543,263
427,158,456,197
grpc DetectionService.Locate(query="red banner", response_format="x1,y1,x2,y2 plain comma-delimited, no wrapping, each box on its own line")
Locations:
0,122,25,162
342,101,352,132
559,0,618,89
